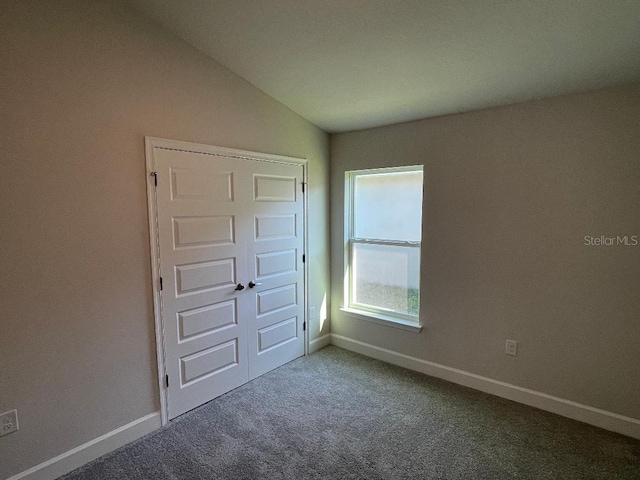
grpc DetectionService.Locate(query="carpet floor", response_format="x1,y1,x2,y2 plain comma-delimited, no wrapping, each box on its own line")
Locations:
60,346,640,479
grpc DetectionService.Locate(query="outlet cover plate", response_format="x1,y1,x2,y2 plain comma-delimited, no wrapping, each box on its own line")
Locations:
0,410,18,437
505,339,518,356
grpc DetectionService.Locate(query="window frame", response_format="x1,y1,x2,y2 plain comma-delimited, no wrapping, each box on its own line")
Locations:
343,165,423,330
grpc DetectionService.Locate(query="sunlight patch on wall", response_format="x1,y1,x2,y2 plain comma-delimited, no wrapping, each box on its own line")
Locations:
319,293,327,331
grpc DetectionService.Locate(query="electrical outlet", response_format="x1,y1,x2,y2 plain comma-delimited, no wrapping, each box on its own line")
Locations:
0,410,18,437
505,339,518,356
309,306,316,319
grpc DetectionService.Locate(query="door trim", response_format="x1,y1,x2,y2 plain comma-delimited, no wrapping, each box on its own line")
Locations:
144,136,308,426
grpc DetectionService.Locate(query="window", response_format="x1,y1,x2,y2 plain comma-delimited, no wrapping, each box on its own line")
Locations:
343,166,423,329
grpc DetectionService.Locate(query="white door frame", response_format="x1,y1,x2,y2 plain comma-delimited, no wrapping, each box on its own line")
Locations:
145,136,309,426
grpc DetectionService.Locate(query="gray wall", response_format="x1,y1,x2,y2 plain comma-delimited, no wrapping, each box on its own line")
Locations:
0,1,329,477
331,84,640,420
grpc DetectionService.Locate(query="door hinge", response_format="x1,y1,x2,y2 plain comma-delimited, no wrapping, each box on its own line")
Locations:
301,182,305,193
160,277,163,290
302,254,305,263
303,321,306,331
151,171,158,186
165,374,169,388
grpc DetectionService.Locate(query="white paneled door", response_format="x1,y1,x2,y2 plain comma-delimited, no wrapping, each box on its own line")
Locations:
149,141,305,420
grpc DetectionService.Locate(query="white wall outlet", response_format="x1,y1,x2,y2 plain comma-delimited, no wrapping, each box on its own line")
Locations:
309,306,316,320
0,410,19,437
505,339,518,356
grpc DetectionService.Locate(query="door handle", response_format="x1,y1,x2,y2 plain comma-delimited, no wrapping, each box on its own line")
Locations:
248,281,263,289
235,283,245,291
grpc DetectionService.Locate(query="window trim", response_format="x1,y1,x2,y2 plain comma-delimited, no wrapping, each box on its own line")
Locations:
339,307,423,333
343,165,423,329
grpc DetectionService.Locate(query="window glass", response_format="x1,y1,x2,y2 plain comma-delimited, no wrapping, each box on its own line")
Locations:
352,243,420,316
354,171,423,241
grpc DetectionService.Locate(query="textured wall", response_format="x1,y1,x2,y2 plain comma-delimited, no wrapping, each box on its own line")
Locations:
331,84,640,420
0,1,329,477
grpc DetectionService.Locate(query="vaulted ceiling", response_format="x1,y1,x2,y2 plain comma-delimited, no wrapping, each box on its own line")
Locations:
127,0,640,133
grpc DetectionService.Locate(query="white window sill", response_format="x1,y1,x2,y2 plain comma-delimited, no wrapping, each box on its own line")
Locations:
340,307,423,333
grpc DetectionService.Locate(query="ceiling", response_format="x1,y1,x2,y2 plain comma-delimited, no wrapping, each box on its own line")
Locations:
127,0,640,133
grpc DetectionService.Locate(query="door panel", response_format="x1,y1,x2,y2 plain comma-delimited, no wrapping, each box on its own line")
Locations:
155,148,251,419
256,284,297,315
247,162,305,380
152,145,305,419
257,317,298,352
253,175,297,202
180,339,239,384
254,214,297,240
172,215,235,248
178,300,237,340
255,249,297,279
170,169,234,201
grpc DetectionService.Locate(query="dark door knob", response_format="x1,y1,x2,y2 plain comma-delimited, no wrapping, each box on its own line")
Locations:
248,281,263,288
235,283,245,291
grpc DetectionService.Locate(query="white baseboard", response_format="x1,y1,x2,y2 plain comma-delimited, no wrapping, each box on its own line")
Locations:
8,412,162,480
330,334,640,440
309,333,332,354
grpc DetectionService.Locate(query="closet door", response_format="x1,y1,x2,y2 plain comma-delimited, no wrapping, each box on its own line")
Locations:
151,145,305,419
246,161,305,380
